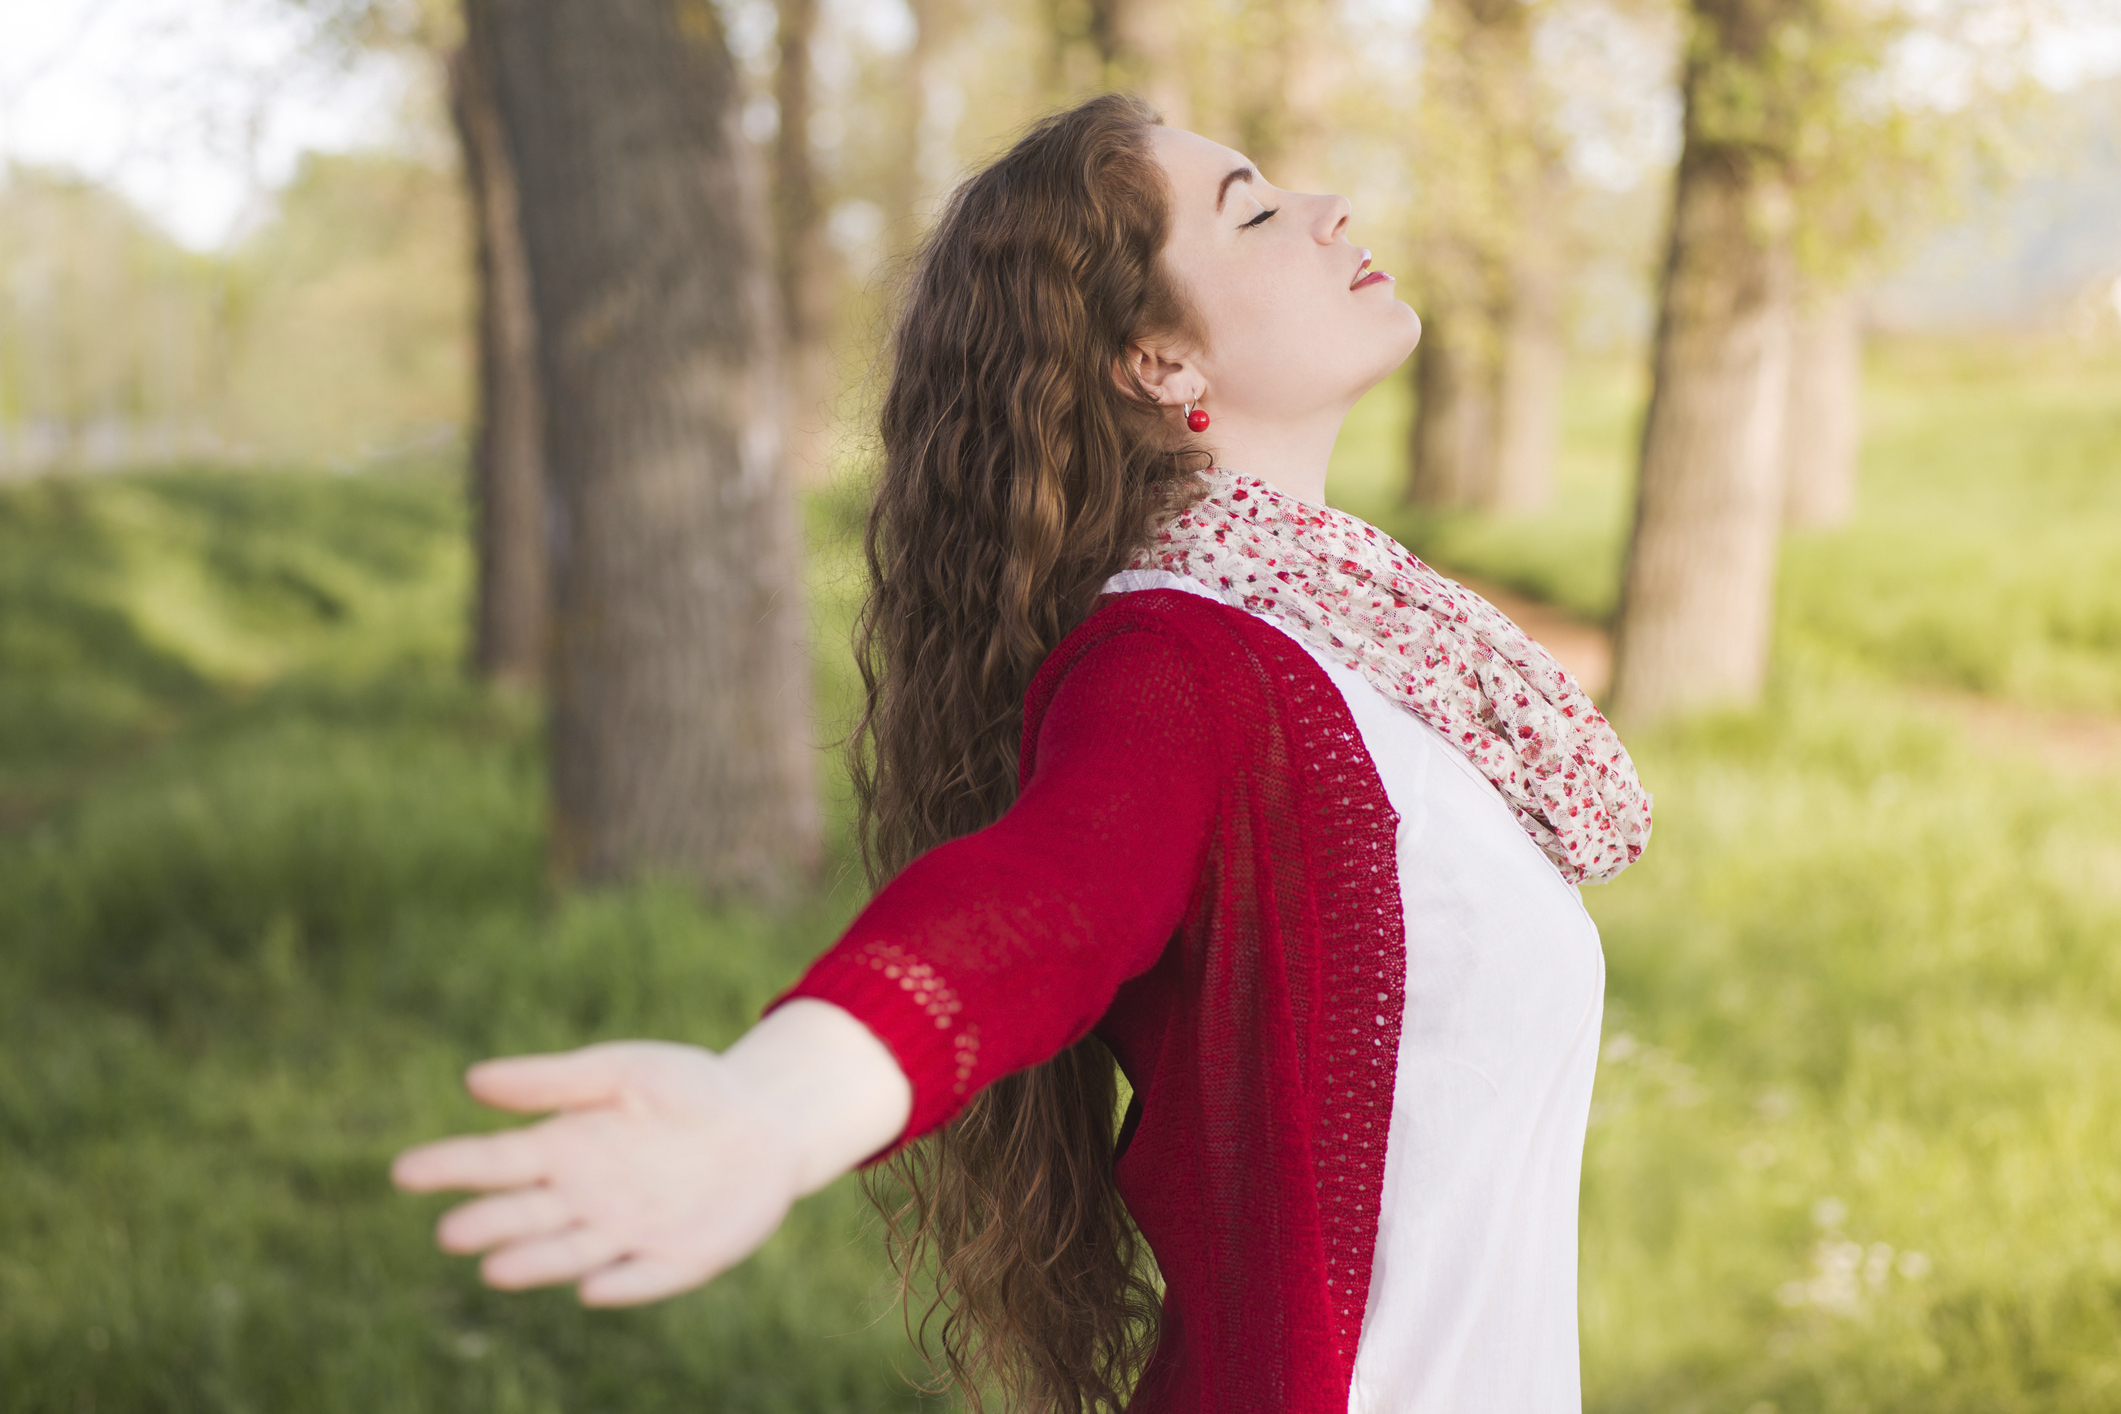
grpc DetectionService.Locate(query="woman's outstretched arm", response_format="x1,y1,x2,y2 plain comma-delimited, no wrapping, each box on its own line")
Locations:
391,999,910,1305
394,616,1220,1304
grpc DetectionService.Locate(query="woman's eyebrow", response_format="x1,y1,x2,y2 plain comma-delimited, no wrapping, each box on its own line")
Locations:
1215,167,1254,212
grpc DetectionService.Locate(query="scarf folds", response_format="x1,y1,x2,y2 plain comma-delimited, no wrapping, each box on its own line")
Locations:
1128,468,1651,884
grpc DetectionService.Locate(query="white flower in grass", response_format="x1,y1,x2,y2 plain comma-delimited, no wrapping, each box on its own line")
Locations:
1777,1201,1934,1315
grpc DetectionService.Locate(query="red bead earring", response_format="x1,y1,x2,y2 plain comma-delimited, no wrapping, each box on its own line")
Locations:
1185,402,1210,432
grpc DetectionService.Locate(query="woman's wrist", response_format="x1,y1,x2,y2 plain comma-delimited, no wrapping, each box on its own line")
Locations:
720,999,914,1195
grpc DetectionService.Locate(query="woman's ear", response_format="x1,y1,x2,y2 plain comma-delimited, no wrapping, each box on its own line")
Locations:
1114,338,1205,410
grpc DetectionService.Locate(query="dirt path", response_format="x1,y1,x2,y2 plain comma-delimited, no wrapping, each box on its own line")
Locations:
1910,689,2121,777
1453,571,2121,776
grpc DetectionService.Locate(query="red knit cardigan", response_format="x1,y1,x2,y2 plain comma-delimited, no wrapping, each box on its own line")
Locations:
779,588,1407,1413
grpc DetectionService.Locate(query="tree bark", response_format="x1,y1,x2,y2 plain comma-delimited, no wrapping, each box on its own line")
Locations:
1407,292,1498,511
449,8,548,689
1610,128,1797,723
1780,287,1861,529
883,0,955,257
487,0,820,898
774,0,837,489
1221,0,1331,188
1097,0,1191,127
1404,0,1561,514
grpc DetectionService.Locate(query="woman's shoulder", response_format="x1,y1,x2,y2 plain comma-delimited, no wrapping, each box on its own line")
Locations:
1042,580,1259,679
1026,578,1338,733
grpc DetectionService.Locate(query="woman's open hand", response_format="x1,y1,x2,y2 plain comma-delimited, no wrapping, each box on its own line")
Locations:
392,1001,913,1307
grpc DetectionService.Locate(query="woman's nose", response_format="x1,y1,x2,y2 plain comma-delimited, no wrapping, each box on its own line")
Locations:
1315,193,1352,244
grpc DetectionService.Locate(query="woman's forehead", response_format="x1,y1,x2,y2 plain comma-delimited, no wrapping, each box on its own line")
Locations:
1150,126,1255,205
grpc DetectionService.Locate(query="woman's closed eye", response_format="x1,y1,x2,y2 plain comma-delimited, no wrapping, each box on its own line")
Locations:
1240,205,1279,229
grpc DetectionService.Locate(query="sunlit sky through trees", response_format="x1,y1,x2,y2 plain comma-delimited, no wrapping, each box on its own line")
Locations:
8,0,2121,253
3,0,423,250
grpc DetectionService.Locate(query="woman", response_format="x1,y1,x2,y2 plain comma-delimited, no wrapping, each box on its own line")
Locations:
395,93,1650,1414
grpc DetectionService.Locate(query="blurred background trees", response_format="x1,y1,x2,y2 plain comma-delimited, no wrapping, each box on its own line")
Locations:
0,0,2108,887
1402,0,1570,516
0,0,2109,865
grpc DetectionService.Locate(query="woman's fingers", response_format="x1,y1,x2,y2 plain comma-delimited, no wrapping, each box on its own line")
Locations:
481,1224,625,1290
435,1186,575,1255
578,1253,707,1307
465,1043,647,1114
393,1127,548,1193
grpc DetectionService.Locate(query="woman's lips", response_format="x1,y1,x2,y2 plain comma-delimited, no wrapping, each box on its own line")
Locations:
1353,268,1394,290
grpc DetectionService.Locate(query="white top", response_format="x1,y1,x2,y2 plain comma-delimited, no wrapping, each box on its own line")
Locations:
1104,570,1605,1414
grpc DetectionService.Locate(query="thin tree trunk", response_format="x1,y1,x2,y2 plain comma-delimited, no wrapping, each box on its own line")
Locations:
1781,287,1860,529
1406,0,1551,513
449,8,547,688
1099,0,1190,127
1224,0,1330,188
774,0,837,489
1486,156,1568,515
1610,129,1797,723
884,0,953,256
487,0,820,898
1407,282,1499,510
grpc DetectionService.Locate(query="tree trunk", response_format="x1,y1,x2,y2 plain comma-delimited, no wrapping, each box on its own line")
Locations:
1486,156,1568,515
449,9,548,689
1405,0,1555,513
1781,287,1860,529
1407,280,1498,510
1610,138,1796,723
883,0,955,256
1098,0,1191,127
487,0,821,898
774,0,837,489
1220,0,1331,189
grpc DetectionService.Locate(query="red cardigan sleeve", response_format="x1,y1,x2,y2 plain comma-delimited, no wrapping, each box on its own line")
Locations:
773,623,1223,1147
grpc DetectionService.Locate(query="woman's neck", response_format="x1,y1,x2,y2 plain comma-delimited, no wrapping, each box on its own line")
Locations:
1198,406,1347,508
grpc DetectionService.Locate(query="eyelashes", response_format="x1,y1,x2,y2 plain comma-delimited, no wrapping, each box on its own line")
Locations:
1240,206,1279,229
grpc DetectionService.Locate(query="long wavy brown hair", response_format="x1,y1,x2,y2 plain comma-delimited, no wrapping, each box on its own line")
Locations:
847,93,1207,1412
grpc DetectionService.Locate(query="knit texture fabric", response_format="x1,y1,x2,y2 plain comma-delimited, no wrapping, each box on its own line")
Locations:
1129,468,1652,884
778,589,1406,1414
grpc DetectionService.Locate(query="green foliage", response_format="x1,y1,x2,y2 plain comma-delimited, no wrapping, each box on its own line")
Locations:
1780,337,2121,708
1580,681,2121,1412
0,168,228,464
224,152,473,463
0,151,469,473
0,465,926,1412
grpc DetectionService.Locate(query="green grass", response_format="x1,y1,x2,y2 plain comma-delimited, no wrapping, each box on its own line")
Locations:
5,332,2121,1410
1578,683,2121,1412
0,466,933,1411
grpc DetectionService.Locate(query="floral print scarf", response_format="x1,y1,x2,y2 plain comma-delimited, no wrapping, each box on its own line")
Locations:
1129,468,1651,884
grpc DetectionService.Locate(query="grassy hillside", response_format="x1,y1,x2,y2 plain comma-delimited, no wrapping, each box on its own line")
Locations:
4,332,2119,1410
0,467,930,1411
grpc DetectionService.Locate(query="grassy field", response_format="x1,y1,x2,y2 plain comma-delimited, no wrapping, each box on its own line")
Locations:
4,332,2120,1411
0,470,931,1411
